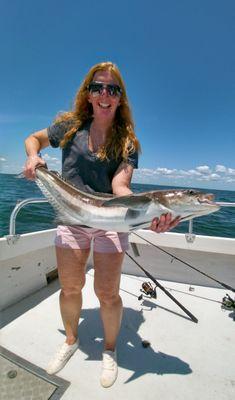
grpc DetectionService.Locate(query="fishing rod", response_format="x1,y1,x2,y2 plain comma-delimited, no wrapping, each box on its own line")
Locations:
125,251,198,323
132,232,235,293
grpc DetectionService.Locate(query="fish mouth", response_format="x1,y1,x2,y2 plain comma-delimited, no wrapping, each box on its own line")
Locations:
197,194,216,206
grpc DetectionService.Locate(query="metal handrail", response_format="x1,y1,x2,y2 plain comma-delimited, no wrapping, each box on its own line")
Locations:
8,198,49,236
216,202,235,207
5,197,235,244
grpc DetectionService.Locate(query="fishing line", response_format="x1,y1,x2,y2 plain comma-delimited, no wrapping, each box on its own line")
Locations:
132,231,235,293
125,251,198,323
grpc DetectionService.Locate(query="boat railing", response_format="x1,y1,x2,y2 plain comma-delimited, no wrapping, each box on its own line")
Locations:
5,198,235,245
6,198,49,244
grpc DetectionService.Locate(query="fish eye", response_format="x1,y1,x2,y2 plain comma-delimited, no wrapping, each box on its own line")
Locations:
188,189,197,195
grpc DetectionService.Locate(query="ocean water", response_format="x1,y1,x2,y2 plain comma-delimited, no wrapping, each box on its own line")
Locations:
0,173,235,238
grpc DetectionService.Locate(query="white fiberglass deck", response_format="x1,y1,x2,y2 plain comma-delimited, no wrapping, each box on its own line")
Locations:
1,268,234,400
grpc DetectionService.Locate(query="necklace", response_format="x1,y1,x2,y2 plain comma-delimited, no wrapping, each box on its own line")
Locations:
88,124,107,153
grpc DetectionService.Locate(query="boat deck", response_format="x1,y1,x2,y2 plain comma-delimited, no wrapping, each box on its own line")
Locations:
1,268,234,400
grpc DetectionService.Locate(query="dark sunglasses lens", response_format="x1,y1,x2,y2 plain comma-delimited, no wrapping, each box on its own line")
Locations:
89,83,102,93
107,85,121,96
88,82,121,96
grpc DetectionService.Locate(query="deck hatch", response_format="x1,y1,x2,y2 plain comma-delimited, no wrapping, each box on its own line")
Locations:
0,346,70,400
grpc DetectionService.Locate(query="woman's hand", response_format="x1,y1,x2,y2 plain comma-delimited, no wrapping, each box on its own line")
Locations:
150,213,181,233
23,128,50,179
23,155,46,180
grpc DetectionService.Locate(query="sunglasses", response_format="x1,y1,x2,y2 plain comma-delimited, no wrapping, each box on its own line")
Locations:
87,81,122,97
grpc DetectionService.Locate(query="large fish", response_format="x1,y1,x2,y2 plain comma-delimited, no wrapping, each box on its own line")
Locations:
35,166,220,232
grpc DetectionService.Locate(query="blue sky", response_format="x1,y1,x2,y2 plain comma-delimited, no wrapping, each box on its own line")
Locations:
0,0,234,190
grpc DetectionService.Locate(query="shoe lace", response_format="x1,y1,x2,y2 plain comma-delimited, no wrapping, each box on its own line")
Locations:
103,353,116,371
57,345,72,361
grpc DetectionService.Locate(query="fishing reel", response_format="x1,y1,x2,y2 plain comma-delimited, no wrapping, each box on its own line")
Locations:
221,294,235,311
138,281,157,301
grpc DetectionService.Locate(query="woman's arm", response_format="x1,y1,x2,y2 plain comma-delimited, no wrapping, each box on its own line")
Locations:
24,128,50,179
112,162,180,232
111,162,134,196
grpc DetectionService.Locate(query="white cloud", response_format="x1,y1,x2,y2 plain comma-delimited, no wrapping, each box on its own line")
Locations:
210,173,220,180
155,167,176,175
215,164,227,173
44,153,57,161
188,169,202,177
43,153,61,167
133,164,235,188
228,168,235,176
0,157,7,172
0,152,61,174
196,165,211,174
139,168,156,176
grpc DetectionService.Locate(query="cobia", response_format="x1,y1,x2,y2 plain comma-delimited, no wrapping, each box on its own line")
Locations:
35,167,220,232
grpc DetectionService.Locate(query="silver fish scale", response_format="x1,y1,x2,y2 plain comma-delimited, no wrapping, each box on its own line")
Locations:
35,178,84,226
35,179,65,214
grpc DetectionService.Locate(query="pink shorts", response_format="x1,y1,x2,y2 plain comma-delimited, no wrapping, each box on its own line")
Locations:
55,225,129,253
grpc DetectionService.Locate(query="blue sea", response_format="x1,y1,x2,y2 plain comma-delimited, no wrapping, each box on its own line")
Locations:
0,173,235,238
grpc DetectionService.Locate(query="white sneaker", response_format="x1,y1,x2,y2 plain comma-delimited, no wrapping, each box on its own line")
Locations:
100,350,118,388
46,341,79,375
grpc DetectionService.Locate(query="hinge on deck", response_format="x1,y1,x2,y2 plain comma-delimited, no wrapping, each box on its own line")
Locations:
5,235,21,245
185,233,196,243
130,242,140,257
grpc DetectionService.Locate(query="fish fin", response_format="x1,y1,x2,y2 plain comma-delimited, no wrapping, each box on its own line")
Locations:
54,214,81,226
102,195,151,210
16,172,26,179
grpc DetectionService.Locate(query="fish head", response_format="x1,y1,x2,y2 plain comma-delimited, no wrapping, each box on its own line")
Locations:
152,189,220,221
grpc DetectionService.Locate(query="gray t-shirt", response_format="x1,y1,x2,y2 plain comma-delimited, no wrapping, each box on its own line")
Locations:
47,120,138,194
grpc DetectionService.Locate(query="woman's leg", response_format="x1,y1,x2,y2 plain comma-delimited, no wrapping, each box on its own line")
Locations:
56,246,90,344
46,246,90,375
93,251,125,351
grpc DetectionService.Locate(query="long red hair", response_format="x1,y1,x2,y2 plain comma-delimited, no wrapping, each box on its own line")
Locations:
54,61,140,160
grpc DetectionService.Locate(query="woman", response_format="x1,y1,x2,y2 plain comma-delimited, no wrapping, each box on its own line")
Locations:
24,62,179,388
